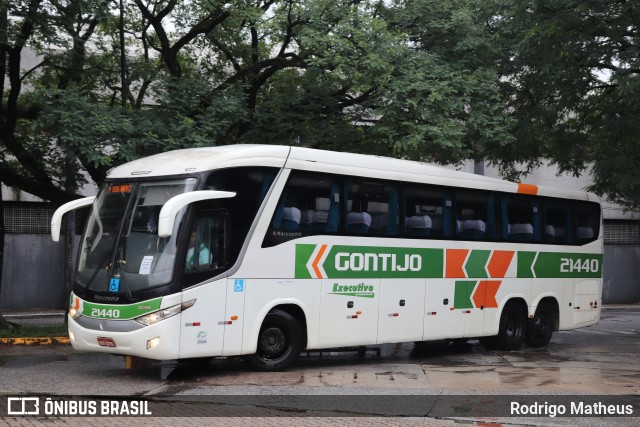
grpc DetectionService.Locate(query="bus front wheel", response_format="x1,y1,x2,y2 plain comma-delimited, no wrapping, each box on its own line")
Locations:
244,309,303,371
496,302,527,350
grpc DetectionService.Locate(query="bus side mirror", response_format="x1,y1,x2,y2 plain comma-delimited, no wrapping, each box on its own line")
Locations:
158,190,236,237
51,196,96,242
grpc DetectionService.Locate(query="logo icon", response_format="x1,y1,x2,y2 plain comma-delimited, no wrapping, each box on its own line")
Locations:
197,331,208,344
233,279,244,292
7,397,40,415
109,278,120,293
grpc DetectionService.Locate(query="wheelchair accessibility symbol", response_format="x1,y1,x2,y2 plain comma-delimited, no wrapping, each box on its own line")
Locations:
233,279,244,293
109,278,120,293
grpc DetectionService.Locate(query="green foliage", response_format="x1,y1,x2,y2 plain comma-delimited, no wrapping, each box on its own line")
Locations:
2,0,637,208
487,0,640,207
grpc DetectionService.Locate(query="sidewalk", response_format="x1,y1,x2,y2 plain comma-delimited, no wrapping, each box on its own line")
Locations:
1,309,66,327
0,310,68,346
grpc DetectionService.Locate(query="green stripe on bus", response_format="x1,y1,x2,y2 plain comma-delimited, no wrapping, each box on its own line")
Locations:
517,251,536,278
81,297,163,320
296,244,602,280
532,252,603,278
518,251,603,278
454,281,477,309
323,245,444,279
464,250,491,278
295,244,316,279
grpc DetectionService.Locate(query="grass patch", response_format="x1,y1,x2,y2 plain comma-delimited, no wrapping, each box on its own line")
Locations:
0,324,68,338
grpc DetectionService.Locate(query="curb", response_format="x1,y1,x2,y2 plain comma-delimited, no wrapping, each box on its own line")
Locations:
0,337,70,346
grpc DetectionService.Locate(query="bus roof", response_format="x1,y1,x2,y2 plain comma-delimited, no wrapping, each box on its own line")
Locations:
107,144,593,201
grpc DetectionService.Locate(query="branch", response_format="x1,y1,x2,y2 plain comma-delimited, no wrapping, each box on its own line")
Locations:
19,58,47,82
0,162,78,204
170,8,231,55
208,35,241,72
213,54,306,93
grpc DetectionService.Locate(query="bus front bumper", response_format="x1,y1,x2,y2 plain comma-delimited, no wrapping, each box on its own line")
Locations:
67,313,181,360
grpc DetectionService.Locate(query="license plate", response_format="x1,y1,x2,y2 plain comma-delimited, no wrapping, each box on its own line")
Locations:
97,337,116,348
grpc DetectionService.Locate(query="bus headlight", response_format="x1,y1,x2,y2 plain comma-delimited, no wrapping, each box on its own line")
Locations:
134,299,196,326
69,307,82,319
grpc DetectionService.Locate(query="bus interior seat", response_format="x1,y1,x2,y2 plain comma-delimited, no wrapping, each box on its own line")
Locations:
311,197,330,231
311,210,328,230
509,223,534,241
281,207,301,231
555,226,566,243
544,224,556,242
406,215,432,237
577,226,594,243
346,211,372,234
370,212,388,234
459,219,486,239
430,216,442,232
299,209,315,230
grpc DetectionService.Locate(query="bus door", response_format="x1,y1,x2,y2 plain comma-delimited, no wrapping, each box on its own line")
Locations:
318,278,380,347
423,280,464,340
180,279,227,358
223,278,246,355
377,279,425,344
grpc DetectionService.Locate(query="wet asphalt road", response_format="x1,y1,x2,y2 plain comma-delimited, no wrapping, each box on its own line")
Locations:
1,308,639,425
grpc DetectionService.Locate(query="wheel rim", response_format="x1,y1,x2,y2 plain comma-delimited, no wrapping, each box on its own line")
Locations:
504,310,524,343
258,326,288,359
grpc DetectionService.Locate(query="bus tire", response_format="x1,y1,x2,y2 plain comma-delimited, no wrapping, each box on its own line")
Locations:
525,304,554,348
495,302,527,351
244,309,303,371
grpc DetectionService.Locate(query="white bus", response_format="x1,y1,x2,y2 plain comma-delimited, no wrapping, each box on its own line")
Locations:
51,145,603,371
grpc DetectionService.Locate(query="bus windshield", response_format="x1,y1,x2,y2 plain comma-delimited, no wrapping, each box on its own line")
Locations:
76,178,197,296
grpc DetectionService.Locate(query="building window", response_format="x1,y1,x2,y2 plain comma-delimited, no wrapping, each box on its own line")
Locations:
604,220,640,246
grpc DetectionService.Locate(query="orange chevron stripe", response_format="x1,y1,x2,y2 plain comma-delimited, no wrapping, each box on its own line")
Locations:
312,244,328,279
487,250,515,278
446,249,469,278
472,280,501,309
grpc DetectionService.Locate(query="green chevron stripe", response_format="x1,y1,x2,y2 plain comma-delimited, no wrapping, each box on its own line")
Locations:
454,281,477,309
464,250,491,278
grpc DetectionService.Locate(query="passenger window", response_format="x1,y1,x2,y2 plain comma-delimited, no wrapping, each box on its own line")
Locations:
404,185,452,238
204,166,278,262
543,199,573,244
500,195,541,242
344,179,399,236
264,171,340,246
184,211,229,274
455,191,497,240
575,202,600,245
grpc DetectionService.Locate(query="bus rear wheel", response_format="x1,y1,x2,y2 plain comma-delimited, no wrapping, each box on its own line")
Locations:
481,302,527,351
526,304,554,348
244,309,303,371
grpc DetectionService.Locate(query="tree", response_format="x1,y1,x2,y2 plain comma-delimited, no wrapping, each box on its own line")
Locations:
373,0,512,163
486,0,640,208
0,0,108,204
3,0,513,206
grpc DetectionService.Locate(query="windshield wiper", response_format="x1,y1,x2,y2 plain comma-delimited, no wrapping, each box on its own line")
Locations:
85,252,110,291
